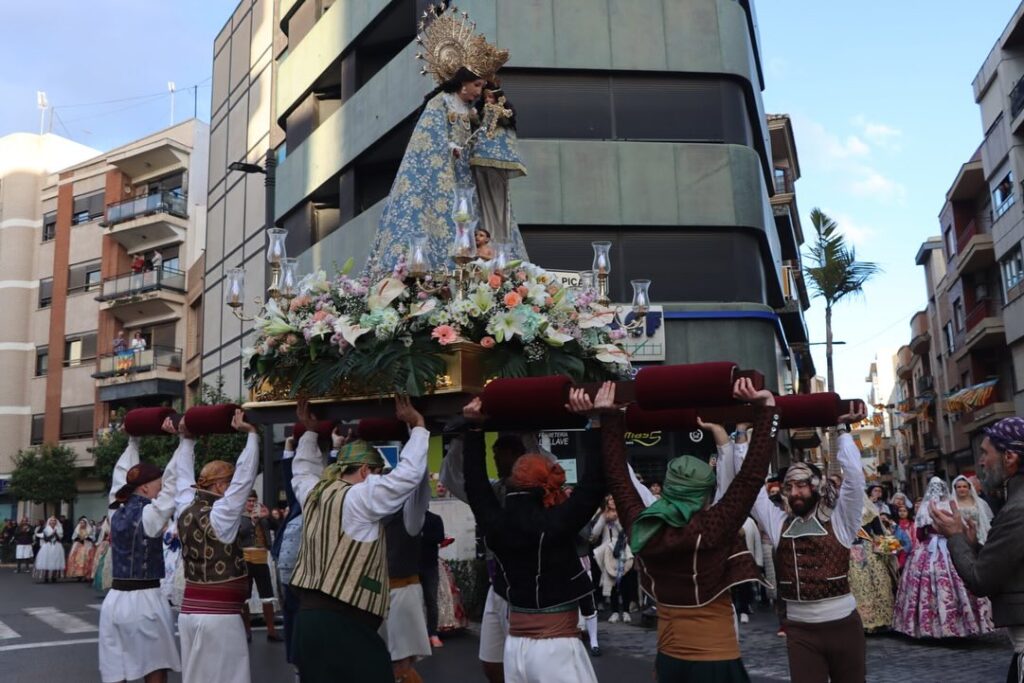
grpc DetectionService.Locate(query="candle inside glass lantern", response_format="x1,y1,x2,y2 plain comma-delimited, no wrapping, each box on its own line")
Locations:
452,185,477,225
266,228,288,265
225,267,245,308
493,241,511,272
280,258,299,299
453,220,479,264
408,237,431,279
631,279,651,315
579,270,596,291
592,241,612,275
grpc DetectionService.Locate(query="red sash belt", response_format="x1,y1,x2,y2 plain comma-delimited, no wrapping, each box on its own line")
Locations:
180,577,249,615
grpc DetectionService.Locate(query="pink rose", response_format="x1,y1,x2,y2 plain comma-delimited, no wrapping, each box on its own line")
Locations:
480,336,496,349
431,325,458,346
503,292,522,308
488,273,503,289
517,285,529,298
312,310,329,322
515,271,527,281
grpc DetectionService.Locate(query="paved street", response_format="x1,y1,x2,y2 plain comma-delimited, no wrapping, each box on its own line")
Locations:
0,568,1011,682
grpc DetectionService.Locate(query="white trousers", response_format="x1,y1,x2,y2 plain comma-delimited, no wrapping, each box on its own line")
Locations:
98,587,180,683
381,583,431,661
479,586,510,663
503,635,598,683
179,613,250,683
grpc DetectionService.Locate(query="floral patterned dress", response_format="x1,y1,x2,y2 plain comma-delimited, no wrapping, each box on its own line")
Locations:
892,525,994,638
65,524,96,579
848,531,895,631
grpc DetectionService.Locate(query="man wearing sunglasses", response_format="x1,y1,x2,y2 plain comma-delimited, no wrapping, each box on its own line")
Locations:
288,396,428,683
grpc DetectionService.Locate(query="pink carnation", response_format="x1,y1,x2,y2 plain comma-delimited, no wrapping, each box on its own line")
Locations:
480,336,496,349
431,325,459,346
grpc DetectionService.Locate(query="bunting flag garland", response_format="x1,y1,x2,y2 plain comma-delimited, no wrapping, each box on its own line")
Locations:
943,379,998,414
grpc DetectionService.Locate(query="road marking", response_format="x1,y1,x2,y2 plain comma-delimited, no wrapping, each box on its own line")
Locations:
23,607,97,634
0,638,97,653
0,620,20,640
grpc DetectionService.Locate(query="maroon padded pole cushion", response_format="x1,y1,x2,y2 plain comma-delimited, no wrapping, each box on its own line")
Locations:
776,393,841,429
481,376,574,422
123,407,176,436
634,362,738,410
292,420,337,441
625,405,699,432
357,419,408,442
184,404,242,436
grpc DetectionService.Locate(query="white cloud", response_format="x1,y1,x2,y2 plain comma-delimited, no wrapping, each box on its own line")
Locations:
825,210,876,247
849,171,907,202
851,114,903,151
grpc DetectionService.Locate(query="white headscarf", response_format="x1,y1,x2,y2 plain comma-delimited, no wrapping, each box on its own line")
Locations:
952,475,993,544
915,477,949,527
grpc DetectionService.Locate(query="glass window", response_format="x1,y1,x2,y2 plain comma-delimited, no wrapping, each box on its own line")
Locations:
64,332,97,367
944,322,955,354
944,226,956,261
953,298,964,332
68,259,103,294
71,190,105,225
1002,246,1024,295
42,211,57,242
35,346,48,376
60,405,93,440
993,171,1015,219
30,414,45,445
39,278,53,308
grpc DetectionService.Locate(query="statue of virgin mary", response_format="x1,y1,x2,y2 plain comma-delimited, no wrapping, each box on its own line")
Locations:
363,5,529,280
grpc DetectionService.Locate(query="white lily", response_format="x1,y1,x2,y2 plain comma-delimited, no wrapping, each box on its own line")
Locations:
487,310,522,343
543,327,575,347
334,315,370,346
594,343,631,365
256,298,295,336
297,269,330,295
579,303,616,329
368,277,407,310
409,298,438,317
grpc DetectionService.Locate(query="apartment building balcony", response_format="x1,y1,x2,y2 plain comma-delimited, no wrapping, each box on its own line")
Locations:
102,191,187,254
896,345,913,380
909,310,931,354
954,219,995,276
93,346,184,403
947,159,985,202
915,374,935,394
107,137,189,182
96,268,186,322
962,401,1016,434
953,299,1006,361
1011,75,1024,135
775,264,809,343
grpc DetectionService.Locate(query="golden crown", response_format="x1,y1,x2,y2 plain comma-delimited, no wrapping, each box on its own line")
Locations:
415,4,509,84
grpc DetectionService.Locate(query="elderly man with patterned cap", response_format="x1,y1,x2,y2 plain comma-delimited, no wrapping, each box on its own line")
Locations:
98,416,190,683
174,409,260,683
743,403,867,683
933,416,1024,682
289,396,429,683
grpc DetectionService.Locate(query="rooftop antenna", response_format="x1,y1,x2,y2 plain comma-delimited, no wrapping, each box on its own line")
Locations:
168,81,176,126
36,91,48,135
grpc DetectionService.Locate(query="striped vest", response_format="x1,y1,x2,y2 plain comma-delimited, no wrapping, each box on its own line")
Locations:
290,480,389,618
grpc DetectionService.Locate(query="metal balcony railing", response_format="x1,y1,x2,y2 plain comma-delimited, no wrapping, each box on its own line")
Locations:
1012,76,1024,120
955,219,980,254
773,170,794,195
965,299,994,332
92,345,183,379
96,267,186,302
915,375,934,394
104,191,187,227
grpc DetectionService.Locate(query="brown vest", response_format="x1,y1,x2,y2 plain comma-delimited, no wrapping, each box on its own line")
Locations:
776,514,850,602
178,489,247,584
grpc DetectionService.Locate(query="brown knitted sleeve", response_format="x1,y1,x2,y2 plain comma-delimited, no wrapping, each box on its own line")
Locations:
600,412,645,532
687,406,779,548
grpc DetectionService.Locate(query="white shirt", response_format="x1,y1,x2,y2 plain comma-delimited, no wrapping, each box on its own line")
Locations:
742,517,763,568
110,436,187,538
291,428,430,543
173,432,260,543
738,432,865,623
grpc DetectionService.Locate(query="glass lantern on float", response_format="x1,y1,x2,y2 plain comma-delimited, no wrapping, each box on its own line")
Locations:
225,226,297,321
225,267,246,309
452,185,477,225
407,237,432,280
591,241,612,305
578,270,596,294
492,241,512,273
279,258,299,300
266,227,288,297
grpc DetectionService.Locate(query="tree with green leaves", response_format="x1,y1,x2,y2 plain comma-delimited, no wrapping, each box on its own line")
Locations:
803,208,882,393
9,444,79,517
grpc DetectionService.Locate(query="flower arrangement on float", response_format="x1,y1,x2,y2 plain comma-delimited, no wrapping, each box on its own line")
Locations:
242,256,631,399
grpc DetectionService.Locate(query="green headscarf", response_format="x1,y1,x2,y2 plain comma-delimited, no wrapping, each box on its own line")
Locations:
307,440,385,506
629,455,715,554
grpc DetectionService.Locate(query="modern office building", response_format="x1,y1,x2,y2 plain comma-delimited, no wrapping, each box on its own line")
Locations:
203,0,813,473
0,121,208,521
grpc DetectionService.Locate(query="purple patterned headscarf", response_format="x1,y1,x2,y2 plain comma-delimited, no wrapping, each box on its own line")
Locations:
985,417,1024,453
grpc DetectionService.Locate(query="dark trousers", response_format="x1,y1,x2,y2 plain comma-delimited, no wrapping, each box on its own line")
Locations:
655,652,751,683
1009,651,1023,683
732,583,754,616
421,561,440,636
281,584,300,664
579,592,596,617
784,610,866,683
295,608,391,683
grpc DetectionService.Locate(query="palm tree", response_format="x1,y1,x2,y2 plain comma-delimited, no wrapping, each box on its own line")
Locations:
803,208,881,393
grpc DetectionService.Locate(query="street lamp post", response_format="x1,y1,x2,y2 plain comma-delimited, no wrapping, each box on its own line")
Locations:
228,156,278,508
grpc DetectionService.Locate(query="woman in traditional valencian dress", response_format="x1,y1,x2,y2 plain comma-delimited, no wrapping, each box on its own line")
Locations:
34,516,65,583
847,496,895,632
363,5,517,280
66,516,96,580
893,477,994,638
91,515,112,594
470,84,529,259
952,474,993,544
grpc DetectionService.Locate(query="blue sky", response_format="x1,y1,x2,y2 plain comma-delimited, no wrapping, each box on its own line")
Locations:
0,1,1019,402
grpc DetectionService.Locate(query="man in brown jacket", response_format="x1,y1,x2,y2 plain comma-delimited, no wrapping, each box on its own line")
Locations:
571,379,779,682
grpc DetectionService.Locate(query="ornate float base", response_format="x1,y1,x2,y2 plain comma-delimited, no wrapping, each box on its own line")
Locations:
241,342,487,425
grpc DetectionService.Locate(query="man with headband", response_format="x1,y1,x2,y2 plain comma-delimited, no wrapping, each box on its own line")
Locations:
174,410,260,683
742,402,867,683
289,396,429,683
932,416,1024,682
98,416,190,683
